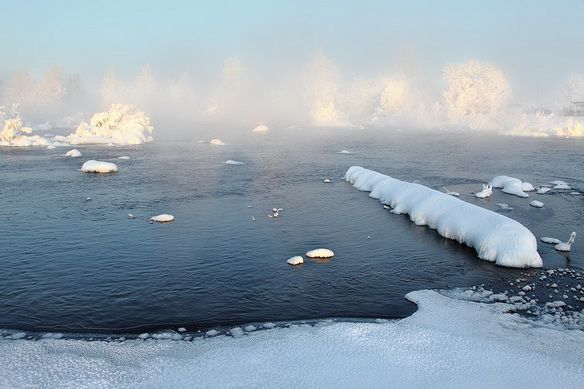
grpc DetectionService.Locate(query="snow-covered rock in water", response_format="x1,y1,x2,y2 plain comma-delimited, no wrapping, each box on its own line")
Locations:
287,256,304,266
65,149,82,158
474,184,492,198
306,248,335,258
337,149,353,154
495,203,513,211
488,176,529,198
529,200,544,208
345,166,542,268
252,124,269,132
323,178,332,183
81,160,118,173
522,182,535,192
63,104,154,145
118,156,130,160
210,138,226,146
537,187,551,194
149,214,175,223
2,289,584,388
224,160,244,165
541,237,561,244
554,183,571,190
46,145,56,150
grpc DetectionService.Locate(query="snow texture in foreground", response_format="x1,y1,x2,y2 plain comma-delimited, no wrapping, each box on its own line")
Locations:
488,175,530,198
81,160,118,173
1,290,583,388
345,166,542,268
61,104,154,145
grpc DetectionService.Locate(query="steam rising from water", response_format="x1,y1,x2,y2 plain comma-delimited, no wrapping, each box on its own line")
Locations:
1,53,583,137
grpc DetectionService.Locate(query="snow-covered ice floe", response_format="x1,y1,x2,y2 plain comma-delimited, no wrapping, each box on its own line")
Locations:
337,149,353,154
1,289,583,388
345,166,542,268
81,160,118,173
209,138,226,146
149,214,175,223
57,104,154,145
529,200,544,208
488,175,530,198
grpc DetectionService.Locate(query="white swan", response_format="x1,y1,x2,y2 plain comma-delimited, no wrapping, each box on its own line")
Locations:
442,187,460,197
474,184,492,198
554,232,576,252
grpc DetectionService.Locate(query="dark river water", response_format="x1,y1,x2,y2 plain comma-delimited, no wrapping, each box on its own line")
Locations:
1,128,582,334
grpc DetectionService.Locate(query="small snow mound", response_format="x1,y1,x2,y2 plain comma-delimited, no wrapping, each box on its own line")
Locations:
537,187,551,194
489,176,529,198
529,200,544,208
118,156,130,160
150,214,175,223
337,149,353,154
46,145,56,150
81,160,118,173
287,256,304,266
541,237,561,244
210,139,226,146
323,178,332,183
306,248,334,258
522,182,535,192
224,160,244,165
252,124,269,132
65,149,82,158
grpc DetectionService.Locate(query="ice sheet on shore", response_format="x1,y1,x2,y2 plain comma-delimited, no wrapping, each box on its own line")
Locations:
59,104,154,145
1,289,583,388
345,166,542,268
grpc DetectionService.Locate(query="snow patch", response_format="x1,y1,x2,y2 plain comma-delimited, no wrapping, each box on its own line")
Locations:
252,124,269,132
306,248,334,258
287,256,304,266
224,160,244,165
65,149,82,158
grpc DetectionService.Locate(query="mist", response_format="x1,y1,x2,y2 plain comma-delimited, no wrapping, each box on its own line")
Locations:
1,0,584,138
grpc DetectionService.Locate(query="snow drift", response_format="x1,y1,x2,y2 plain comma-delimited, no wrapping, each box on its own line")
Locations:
345,166,542,268
1,290,583,388
59,104,154,145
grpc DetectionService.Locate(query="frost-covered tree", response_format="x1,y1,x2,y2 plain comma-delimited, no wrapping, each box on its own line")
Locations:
100,68,123,105
377,75,409,115
306,51,343,125
443,60,511,129
0,104,33,144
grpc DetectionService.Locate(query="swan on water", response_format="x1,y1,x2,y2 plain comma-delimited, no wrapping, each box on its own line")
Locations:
555,232,576,252
474,184,492,198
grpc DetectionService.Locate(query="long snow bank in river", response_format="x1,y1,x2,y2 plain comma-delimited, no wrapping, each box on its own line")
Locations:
345,166,542,268
1,290,583,388
58,104,154,145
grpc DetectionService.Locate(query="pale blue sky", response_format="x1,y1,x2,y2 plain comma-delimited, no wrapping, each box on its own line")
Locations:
1,0,583,101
